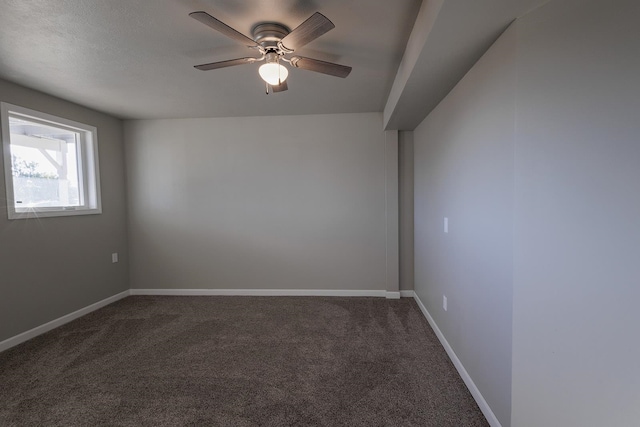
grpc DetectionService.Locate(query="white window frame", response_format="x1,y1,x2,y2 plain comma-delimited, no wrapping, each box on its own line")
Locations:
1,102,102,219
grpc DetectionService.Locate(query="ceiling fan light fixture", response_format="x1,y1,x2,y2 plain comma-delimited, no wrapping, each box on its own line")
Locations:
258,62,288,86
259,52,288,86
190,11,351,92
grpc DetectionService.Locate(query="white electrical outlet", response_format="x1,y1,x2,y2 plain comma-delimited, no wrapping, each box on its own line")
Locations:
444,217,449,233
111,253,119,263
443,295,448,311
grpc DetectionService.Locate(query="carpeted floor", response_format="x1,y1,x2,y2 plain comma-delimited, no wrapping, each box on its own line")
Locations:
0,296,488,426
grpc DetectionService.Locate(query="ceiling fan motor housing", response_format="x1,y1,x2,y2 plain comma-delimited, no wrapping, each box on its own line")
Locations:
252,23,290,50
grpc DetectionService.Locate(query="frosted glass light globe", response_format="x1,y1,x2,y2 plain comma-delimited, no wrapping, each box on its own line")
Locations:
259,63,288,86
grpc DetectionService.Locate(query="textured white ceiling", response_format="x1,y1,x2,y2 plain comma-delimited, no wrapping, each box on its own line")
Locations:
384,0,547,130
0,0,547,124
0,0,421,119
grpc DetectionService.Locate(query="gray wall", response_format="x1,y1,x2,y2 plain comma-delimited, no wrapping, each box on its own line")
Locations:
413,23,516,426
414,0,640,425
125,113,389,291
0,78,129,342
399,131,414,291
512,0,640,425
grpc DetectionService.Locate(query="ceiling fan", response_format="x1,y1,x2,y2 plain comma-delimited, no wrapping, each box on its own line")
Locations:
190,11,352,94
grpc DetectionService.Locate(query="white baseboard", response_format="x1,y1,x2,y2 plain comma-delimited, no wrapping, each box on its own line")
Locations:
0,290,130,353
130,288,394,298
0,288,407,353
411,293,502,427
0,286,496,426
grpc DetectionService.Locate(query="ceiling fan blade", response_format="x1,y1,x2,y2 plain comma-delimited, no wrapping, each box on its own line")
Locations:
194,57,258,71
270,80,289,93
190,11,258,47
290,56,352,78
279,12,335,51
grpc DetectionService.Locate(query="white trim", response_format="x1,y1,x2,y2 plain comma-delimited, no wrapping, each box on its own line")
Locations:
130,288,390,298
0,286,498,426
412,292,502,427
0,289,408,353
0,290,130,353
0,286,499,427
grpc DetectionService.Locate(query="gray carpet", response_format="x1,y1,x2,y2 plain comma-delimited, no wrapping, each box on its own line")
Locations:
0,296,488,426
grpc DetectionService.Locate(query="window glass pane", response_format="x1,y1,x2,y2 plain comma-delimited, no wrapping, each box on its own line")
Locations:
8,116,81,208
2,102,101,219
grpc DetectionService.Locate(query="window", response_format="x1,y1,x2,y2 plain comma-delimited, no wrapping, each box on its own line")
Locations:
1,102,101,219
